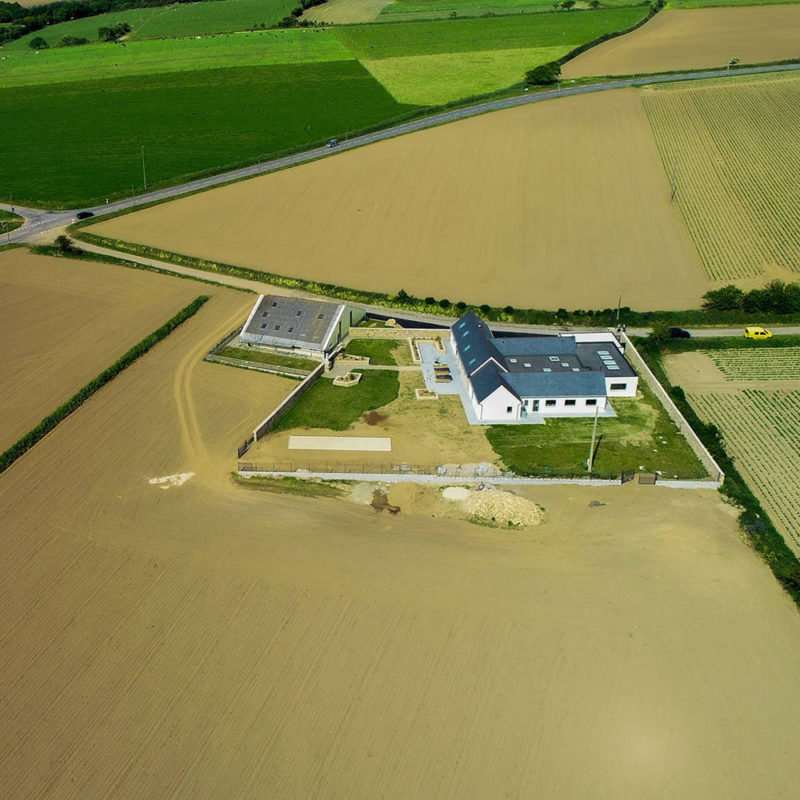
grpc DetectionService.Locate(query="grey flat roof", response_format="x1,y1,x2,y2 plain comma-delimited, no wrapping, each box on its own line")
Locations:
242,295,344,350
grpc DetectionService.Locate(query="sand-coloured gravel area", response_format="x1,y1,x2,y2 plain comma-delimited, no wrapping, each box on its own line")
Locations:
0,248,197,451
3,274,800,796
90,89,709,311
563,6,800,78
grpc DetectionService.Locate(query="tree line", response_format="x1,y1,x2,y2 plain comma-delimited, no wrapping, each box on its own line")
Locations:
702,280,800,314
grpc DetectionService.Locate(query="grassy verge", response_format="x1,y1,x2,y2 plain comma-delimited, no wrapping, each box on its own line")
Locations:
0,295,209,474
0,210,23,234
272,370,400,431
218,346,318,370
486,381,706,479
343,338,398,365
231,472,347,498
72,231,800,328
29,241,250,290
635,335,800,606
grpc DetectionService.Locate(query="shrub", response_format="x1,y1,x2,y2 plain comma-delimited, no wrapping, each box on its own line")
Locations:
525,62,560,86
61,35,89,46
438,298,451,309
29,36,48,50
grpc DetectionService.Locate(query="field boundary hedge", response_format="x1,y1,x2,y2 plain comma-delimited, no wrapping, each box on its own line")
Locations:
0,294,209,475
635,336,800,608
72,230,800,326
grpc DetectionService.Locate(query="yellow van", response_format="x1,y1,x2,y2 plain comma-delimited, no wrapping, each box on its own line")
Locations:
744,326,773,340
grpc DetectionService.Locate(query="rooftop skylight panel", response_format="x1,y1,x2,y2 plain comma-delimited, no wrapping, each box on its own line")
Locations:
598,350,609,355
608,364,620,370
561,363,569,367
509,358,517,363
549,356,559,362
524,363,531,368
543,368,552,372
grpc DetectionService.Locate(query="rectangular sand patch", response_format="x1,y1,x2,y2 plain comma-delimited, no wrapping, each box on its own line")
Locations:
288,435,392,451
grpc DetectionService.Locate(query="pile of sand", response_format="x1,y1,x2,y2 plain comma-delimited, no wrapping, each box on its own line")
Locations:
463,488,543,528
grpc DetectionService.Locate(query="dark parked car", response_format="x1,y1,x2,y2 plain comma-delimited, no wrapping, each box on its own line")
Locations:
75,211,94,220
669,327,691,339
325,139,339,148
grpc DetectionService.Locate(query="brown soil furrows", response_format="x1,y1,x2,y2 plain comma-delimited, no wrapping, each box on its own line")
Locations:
0,249,198,452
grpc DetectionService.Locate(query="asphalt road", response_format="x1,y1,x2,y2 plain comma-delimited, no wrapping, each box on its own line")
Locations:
4,61,800,245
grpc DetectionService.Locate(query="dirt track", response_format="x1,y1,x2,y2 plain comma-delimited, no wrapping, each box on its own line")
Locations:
3,277,800,795
0,248,197,451
563,6,800,78
91,89,709,312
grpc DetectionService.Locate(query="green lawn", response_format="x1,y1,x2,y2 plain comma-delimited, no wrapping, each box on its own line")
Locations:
333,7,647,58
219,346,319,370
0,61,417,208
0,28,352,88
343,338,398,364
486,383,706,478
272,370,400,431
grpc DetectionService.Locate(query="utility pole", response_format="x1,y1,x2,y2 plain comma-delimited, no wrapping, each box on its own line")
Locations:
669,146,680,202
141,145,147,190
586,404,600,472
615,294,622,329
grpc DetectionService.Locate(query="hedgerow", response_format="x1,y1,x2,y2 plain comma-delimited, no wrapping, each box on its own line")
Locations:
0,295,208,474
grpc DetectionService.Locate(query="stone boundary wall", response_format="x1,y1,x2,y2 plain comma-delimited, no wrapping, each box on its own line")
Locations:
622,332,725,487
252,362,325,441
348,327,450,340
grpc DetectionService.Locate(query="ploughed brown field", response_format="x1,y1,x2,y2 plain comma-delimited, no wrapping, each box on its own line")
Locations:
0,248,197,451
3,267,800,796
563,6,800,78
90,90,710,312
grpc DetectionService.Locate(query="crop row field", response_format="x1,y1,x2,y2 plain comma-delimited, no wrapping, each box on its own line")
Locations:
642,72,800,282
0,62,414,209
304,0,396,23
89,89,710,312
689,389,800,554
562,6,800,78
703,346,800,382
3,252,800,796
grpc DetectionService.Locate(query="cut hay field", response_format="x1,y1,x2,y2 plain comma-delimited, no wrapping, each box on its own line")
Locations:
3,264,800,796
562,6,800,77
642,72,800,281
0,248,197,452
304,0,395,23
90,89,709,312
0,62,415,208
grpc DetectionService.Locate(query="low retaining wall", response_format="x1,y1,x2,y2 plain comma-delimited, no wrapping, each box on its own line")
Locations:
349,327,450,340
623,333,725,488
253,363,325,441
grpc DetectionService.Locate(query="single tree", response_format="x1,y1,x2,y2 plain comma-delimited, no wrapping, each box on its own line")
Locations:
28,36,48,50
561,0,576,9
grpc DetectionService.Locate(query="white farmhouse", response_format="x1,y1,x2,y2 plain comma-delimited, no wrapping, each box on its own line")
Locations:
452,312,638,423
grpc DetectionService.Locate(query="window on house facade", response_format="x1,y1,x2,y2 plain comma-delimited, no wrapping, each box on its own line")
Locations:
586,398,597,406
565,399,576,406
610,382,627,391
506,406,513,413
545,399,556,407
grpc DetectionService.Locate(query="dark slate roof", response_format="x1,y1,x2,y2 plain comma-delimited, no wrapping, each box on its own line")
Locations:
504,371,608,399
576,343,637,378
451,311,505,376
241,295,343,351
470,362,506,403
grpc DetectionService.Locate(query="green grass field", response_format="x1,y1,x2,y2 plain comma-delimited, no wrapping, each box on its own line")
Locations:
0,28,351,88
333,7,647,58
486,383,705,478
219,346,319,370
5,0,299,51
0,62,417,208
272,370,400,431
0,210,23,234
380,0,641,21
